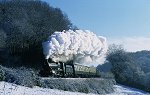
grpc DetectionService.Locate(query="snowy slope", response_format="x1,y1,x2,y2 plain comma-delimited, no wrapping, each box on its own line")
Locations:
0,81,96,95
108,85,150,95
0,81,149,95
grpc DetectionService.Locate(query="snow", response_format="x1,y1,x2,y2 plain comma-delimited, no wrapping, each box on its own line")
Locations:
42,30,107,67
108,85,150,95
0,81,96,95
0,81,149,95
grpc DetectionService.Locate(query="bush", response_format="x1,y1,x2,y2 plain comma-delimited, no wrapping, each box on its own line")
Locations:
39,78,116,94
107,44,150,92
0,29,6,49
3,66,39,87
100,72,114,79
0,66,5,81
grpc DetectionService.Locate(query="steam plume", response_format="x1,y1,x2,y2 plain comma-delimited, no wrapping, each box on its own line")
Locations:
42,30,107,67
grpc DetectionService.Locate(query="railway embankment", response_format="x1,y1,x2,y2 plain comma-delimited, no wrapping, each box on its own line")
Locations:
39,78,116,94
0,65,116,94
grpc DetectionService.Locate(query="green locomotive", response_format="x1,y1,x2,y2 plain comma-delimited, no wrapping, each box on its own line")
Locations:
39,58,100,78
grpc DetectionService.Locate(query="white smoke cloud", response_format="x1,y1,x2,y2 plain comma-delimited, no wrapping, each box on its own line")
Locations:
42,30,107,67
109,37,150,52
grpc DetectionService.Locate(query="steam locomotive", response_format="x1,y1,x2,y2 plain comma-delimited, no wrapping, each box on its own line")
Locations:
39,58,100,78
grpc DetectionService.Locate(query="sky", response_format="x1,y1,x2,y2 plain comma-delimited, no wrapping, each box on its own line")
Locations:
43,0,150,52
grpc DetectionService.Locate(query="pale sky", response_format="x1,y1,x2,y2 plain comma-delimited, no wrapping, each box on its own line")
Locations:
43,0,150,52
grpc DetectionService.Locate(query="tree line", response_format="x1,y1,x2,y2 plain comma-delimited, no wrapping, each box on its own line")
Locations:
106,44,150,92
0,0,76,67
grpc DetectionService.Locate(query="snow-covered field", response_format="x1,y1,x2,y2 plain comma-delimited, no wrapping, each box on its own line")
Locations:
0,81,149,95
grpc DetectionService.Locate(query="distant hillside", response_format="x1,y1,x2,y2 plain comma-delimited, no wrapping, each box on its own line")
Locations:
130,50,150,73
97,61,112,73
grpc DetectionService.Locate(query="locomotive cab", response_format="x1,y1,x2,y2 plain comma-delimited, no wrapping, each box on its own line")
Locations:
39,58,75,77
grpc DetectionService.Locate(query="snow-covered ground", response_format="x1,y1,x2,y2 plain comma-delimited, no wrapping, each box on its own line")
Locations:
0,81,149,95
0,81,95,95
108,85,150,95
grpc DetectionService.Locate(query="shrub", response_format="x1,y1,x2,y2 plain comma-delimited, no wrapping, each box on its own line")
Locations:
107,44,150,92
39,78,116,94
3,67,39,87
0,66,5,81
100,72,114,79
0,29,6,49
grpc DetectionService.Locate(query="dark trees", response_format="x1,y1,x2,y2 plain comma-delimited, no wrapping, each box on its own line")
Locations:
107,44,150,92
0,0,74,67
